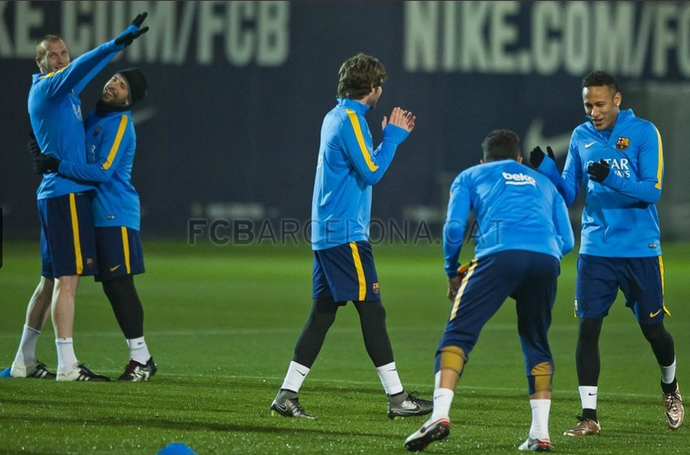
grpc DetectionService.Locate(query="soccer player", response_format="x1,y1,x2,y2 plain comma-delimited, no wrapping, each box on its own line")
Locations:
9,15,149,381
404,130,574,452
33,68,156,382
270,53,432,419
530,70,684,435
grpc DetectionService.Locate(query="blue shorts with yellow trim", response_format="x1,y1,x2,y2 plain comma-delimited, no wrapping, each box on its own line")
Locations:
38,192,98,277
576,254,667,324
312,241,381,303
437,250,559,378
94,226,145,282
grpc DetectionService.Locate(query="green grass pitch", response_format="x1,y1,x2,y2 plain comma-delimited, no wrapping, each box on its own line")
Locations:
1,240,689,454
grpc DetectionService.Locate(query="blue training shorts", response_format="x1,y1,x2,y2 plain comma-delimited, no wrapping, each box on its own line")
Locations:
38,192,98,277
94,226,145,282
437,250,560,378
312,241,381,303
575,254,668,324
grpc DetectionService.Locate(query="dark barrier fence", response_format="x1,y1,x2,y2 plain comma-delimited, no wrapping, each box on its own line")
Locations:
2,1,688,239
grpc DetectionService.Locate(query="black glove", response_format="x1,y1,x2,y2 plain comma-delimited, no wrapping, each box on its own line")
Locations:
32,154,61,174
587,159,611,183
28,131,41,158
529,146,555,168
114,12,149,47
131,12,148,28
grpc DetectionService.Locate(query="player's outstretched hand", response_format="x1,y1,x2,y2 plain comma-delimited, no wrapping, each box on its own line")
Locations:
131,12,148,28
587,159,611,183
115,12,149,47
529,145,555,168
115,27,149,47
382,107,416,133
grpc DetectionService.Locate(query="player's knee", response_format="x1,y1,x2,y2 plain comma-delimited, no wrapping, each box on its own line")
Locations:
102,274,133,297
54,274,79,292
356,300,387,324
308,298,338,328
528,361,554,394
313,297,338,314
578,317,603,339
439,346,466,376
640,322,667,343
312,311,336,328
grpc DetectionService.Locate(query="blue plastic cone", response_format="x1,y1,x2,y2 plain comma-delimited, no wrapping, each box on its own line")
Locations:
157,443,197,455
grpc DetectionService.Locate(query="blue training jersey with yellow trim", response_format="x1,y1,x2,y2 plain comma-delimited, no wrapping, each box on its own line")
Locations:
444,160,574,278
311,98,409,250
537,109,662,257
57,109,140,230
29,41,123,200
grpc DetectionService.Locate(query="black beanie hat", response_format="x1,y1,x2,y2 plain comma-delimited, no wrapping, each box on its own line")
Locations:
117,68,148,106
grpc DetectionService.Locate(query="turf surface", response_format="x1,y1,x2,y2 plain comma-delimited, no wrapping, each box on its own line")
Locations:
1,240,688,454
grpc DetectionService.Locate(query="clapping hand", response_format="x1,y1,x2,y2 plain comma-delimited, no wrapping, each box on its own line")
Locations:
382,107,416,133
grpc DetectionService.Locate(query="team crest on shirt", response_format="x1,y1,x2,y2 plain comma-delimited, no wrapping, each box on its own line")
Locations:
70,99,82,121
372,282,380,294
93,126,102,137
616,137,630,151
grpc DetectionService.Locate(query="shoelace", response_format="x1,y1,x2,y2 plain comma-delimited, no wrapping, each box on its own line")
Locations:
665,394,681,413
406,391,421,403
573,416,597,427
287,398,305,409
286,398,313,416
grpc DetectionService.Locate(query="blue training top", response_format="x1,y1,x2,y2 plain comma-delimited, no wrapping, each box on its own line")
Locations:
311,98,409,250
537,109,663,257
29,25,139,200
444,160,574,278
58,109,140,230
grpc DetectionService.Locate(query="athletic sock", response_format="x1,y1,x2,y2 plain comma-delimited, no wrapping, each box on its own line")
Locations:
529,399,551,441
13,325,41,366
579,386,598,421
280,361,310,394
376,361,404,396
430,388,454,422
127,337,151,364
56,338,78,372
661,358,677,385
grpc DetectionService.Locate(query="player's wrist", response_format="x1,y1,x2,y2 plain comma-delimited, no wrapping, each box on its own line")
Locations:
382,124,409,144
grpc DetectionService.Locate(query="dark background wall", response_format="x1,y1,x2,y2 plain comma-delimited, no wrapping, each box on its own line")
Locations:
2,1,689,241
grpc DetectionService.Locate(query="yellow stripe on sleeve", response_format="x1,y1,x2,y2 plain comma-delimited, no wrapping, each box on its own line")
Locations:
69,193,83,275
450,259,478,321
350,242,367,301
121,227,131,274
102,115,129,170
654,126,663,190
345,109,379,172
